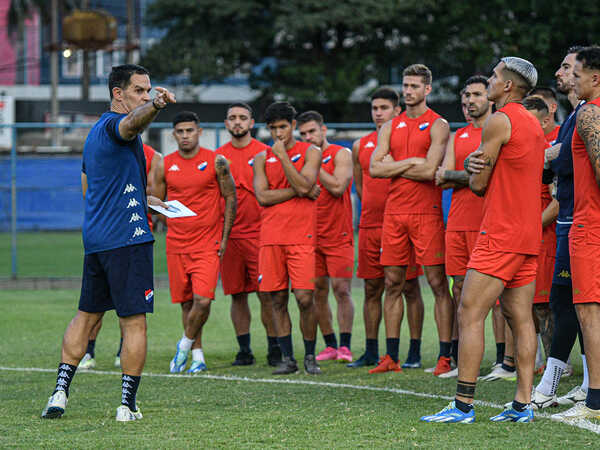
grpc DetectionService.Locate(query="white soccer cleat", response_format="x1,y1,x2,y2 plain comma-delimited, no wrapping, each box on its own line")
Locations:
479,365,517,381
557,386,587,406
438,367,458,379
41,390,67,419
424,366,436,373
550,402,600,423
78,353,96,370
531,388,558,410
116,405,143,422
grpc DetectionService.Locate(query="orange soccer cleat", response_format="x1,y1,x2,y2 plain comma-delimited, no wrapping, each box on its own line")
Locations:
368,354,403,374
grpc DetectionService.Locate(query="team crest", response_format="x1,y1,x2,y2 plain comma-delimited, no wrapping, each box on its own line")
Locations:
322,155,331,164
291,153,301,162
248,158,254,166
145,289,154,303
419,122,430,131
258,274,263,283
197,161,208,171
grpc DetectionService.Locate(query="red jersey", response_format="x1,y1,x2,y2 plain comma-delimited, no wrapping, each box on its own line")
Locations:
143,144,158,230
571,97,600,232
357,130,389,228
260,141,317,246
164,147,223,254
217,138,268,239
545,125,560,144
317,144,353,246
479,102,545,255
446,124,485,232
386,108,444,215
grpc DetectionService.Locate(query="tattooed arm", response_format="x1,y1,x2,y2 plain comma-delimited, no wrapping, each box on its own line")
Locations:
216,154,237,259
118,87,176,140
577,104,600,187
435,132,470,189
469,112,510,197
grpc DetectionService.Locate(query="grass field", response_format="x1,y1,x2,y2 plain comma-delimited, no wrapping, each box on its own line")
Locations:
1,286,598,448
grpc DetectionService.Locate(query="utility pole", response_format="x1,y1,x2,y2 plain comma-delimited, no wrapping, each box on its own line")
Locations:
50,0,60,146
81,0,90,101
126,0,135,64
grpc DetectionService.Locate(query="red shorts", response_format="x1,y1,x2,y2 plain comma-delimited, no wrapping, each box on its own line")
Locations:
220,237,259,295
467,235,537,289
167,251,219,302
357,227,421,280
445,230,479,276
380,214,445,267
533,250,555,304
315,243,354,278
258,244,315,292
570,227,600,304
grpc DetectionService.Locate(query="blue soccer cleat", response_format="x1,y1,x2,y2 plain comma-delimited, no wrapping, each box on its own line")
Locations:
420,401,475,423
169,340,189,373
187,360,207,374
490,405,534,423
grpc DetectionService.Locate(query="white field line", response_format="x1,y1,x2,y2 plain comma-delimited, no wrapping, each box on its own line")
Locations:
1,366,598,434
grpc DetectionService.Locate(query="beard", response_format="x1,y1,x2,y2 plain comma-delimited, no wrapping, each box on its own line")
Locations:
230,129,250,139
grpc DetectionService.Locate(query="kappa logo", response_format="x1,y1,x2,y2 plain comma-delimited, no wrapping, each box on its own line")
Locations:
459,132,469,138
145,289,154,302
267,157,278,163
323,155,332,164
396,121,407,129
132,227,146,238
123,184,137,194
419,122,430,131
197,161,208,171
123,375,134,382
248,157,254,167
168,164,180,171
56,379,68,386
123,382,133,388
365,141,375,148
122,389,131,395
127,198,140,208
291,153,302,163
59,364,72,371
129,213,142,223
558,270,571,278
58,371,69,378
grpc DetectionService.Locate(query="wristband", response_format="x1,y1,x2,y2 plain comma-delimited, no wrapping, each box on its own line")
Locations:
152,98,166,110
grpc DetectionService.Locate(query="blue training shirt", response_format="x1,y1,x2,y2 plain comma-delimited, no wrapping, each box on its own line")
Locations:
550,101,584,224
81,111,154,254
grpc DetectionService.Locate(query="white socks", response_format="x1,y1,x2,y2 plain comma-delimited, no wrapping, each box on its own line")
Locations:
192,348,205,363
537,357,567,396
582,354,589,393
179,334,194,352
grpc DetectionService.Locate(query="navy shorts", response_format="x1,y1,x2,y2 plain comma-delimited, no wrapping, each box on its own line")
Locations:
79,242,154,317
552,222,572,288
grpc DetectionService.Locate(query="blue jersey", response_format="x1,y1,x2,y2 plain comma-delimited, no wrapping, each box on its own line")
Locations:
82,111,154,254
550,101,584,224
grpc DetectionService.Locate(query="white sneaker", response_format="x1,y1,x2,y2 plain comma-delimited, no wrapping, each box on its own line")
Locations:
479,365,517,381
531,388,558,410
78,353,96,370
114,356,121,368
438,367,458,379
41,390,67,419
561,364,574,378
557,386,587,406
551,402,600,422
116,405,143,422
424,366,436,373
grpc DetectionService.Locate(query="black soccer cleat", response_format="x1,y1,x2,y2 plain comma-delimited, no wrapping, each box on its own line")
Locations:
232,351,256,366
272,356,299,375
304,354,322,375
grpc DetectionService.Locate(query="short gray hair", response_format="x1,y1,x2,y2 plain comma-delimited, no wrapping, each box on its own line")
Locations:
500,56,538,90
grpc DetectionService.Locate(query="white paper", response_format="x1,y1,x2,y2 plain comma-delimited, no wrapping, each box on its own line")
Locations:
149,200,196,218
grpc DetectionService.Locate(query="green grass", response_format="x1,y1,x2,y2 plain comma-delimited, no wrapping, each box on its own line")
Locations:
0,288,596,448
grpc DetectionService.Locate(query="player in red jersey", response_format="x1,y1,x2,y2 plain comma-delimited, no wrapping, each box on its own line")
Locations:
78,143,163,371
370,64,453,375
349,87,425,369
529,87,560,143
296,110,355,363
253,101,323,375
552,46,600,421
435,75,507,378
422,57,546,423
217,103,281,367
154,111,237,374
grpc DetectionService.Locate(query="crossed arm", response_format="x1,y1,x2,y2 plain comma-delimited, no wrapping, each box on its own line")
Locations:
435,131,470,189
576,103,600,187
319,147,353,197
216,154,237,257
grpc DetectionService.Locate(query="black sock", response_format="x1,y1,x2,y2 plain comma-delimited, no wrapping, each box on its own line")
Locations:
386,338,399,363
512,400,528,412
304,339,316,356
586,388,600,410
454,398,473,413
366,339,378,357
439,341,452,358
236,333,251,353
86,340,96,358
277,335,294,358
323,333,338,349
267,336,279,351
451,339,459,362
407,339,421,361
121,374,141,412
53,363,77,397
501,362,516,372
340,333,351,349
116,337,123,357
496,343,505,365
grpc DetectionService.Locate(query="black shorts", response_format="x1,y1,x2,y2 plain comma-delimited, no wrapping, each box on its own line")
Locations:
79,242,154,317
552,222,572,288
